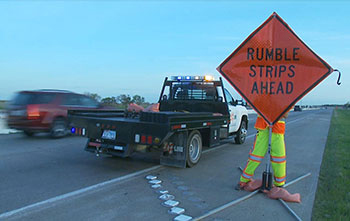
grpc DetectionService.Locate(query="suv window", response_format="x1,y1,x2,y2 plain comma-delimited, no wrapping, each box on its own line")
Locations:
62,94,99,107
11,92,55,105
62,94,80,106
80,96,99,107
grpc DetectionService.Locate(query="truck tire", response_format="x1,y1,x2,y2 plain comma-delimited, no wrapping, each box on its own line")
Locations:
235,120,247,144
186,130,202,167
50,119,67,138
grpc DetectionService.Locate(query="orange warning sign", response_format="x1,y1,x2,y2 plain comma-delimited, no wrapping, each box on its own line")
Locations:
217,12,333,125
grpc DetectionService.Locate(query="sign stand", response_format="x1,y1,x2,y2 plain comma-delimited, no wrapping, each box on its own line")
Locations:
261,126,273,191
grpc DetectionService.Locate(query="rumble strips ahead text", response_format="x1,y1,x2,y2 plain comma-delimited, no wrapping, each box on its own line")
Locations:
247,47,299,95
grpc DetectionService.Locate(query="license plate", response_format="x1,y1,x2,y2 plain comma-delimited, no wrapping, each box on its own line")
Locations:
101,130,116,140
114,145,123,151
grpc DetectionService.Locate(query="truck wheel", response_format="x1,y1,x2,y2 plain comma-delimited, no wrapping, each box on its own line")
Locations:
50,119,67,138
186,130,202,167
235,120,247,144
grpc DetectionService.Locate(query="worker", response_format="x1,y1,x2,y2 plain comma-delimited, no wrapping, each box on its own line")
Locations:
237,114,287,189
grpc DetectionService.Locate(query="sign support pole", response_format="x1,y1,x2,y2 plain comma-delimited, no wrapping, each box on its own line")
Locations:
262,125,273,190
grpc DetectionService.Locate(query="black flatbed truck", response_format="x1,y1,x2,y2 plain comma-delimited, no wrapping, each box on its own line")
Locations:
68,76,248,168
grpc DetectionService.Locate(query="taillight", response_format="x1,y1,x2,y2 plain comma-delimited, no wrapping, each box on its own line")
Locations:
27,105,40,120
147,136,153,144
141,135,146,143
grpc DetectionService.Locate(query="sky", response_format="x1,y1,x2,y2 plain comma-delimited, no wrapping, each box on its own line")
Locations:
0,1,349,105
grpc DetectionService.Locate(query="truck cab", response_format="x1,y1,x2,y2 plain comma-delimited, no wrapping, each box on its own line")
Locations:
158,76,248,144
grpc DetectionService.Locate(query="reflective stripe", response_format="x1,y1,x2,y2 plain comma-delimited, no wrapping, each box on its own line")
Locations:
271,156,286,161
241,173,252,179
250,153,264,159
248,158,260,163
242,171,253,179
271,156,286,163
275,176,286,182
249,153,264,162
271,160,286,164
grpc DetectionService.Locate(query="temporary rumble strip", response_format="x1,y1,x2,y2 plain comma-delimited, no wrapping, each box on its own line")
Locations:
0,165,163,220
192,172,311,221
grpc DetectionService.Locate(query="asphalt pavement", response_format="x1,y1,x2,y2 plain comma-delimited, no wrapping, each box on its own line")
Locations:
0,109,333,221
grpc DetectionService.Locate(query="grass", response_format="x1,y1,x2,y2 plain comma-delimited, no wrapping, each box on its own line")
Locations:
312,109,350,220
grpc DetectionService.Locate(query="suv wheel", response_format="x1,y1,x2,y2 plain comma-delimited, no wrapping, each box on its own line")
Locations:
50,119,67,138
23,131,35,137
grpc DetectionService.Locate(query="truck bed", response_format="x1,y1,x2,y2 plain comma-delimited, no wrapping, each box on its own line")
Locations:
68,109,228,142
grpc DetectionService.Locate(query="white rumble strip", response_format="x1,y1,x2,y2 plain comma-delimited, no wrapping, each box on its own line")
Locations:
145,175,189,219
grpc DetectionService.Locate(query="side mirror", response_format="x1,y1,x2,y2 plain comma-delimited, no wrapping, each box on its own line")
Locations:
230,100,238,106
218,96,223,102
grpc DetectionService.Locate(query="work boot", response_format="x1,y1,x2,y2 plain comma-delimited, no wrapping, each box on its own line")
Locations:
235,181,248,190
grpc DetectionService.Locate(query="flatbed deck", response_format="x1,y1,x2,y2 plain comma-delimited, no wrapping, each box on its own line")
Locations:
67,76,248,168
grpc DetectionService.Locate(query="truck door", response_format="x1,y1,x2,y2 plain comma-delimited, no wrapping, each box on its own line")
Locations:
224,89,238,133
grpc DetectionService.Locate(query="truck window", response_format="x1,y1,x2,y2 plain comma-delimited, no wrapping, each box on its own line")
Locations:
171,82,217,100
216,86,224,102
161,85,170,101
224,89,235,104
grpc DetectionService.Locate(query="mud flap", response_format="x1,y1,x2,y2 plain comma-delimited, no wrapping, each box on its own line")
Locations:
160,131,188,168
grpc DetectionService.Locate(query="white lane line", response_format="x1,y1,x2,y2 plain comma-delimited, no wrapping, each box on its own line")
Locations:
287,117,306,125
0,165,163,220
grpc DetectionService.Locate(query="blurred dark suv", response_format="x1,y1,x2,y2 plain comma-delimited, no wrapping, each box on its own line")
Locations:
6,90,104,138
294,105,302,112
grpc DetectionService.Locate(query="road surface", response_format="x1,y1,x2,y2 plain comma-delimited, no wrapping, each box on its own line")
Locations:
0,109,332,220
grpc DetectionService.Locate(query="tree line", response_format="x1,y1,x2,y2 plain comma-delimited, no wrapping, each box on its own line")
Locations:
84,93,148,107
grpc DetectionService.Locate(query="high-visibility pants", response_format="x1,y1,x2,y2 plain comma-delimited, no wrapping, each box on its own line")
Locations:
240,116,286,186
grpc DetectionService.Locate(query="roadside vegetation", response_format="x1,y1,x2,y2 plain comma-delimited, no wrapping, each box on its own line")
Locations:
312,109,350,220
84,93,150,109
